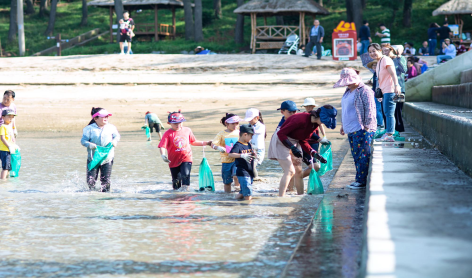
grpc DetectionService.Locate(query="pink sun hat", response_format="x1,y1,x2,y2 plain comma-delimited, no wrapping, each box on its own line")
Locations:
333,68,362,88
92,109,112,118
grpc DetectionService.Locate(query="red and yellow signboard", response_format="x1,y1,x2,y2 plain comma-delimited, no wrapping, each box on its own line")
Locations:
332,21,357,61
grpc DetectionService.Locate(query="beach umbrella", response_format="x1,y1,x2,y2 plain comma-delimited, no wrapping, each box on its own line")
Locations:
361,53,375,73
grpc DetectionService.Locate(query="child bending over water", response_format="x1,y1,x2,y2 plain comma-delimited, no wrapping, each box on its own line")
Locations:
158,111,211,191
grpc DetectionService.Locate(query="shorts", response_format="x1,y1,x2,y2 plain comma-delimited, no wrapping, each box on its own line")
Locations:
0,151,11,171
237,176,253,197
221,162,236,184
119,34,132,42
149,123,160,133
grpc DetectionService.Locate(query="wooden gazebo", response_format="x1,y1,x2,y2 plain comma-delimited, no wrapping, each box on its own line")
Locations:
88,0,188,42
234,0,329,54
433,0,472,44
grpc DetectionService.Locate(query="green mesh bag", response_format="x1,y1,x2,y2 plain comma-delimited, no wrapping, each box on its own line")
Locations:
318,143,333,176
10,150,21,177
307,165,324,195
141,126,151,139
88,143,113,171
198,148,215,192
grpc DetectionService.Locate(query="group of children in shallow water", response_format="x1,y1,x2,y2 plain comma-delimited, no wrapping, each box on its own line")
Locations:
80,97,333,200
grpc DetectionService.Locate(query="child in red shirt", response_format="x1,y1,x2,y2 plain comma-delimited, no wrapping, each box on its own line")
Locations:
158,111,211,191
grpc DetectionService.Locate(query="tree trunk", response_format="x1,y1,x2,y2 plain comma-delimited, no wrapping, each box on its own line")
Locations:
25,0,35,15
194,0,203,42
213,0,221,19
113,0,124,42
80,0,88,26
351,0,363,30
345,0,353,22
275,16,284,25
319,0,323,6
183,0,194,40
8,0,17,42
361,0,366,9
235,0,244,44
44,0,58,36
402,0,413,27
39,0,48,17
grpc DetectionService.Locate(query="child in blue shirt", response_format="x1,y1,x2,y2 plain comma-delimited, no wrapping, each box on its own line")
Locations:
228,124,257,200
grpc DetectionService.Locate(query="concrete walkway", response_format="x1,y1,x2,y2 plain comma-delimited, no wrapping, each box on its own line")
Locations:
366,124,472,278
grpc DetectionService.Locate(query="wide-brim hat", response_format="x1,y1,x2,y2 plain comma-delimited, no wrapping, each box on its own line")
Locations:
333,68,362,88
366,60,377,69
301,98,317,107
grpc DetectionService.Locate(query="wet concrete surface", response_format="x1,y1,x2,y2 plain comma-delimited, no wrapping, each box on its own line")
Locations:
366,124,472,278
282,146,366,278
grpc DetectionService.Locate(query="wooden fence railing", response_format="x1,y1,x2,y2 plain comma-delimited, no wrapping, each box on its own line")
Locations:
134,23,175,36
255,25,299,40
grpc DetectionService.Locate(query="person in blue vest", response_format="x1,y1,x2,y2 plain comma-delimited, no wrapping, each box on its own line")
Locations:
304,19,325,60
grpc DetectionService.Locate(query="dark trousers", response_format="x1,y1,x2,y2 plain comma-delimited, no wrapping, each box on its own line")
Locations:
170,162,192,189
305,36,322,59
87,160,113,192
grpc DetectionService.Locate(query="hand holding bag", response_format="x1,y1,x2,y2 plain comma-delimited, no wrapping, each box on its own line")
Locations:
374,57,384,99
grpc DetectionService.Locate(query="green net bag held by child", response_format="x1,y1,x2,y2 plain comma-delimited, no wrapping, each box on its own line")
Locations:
10,149,21,177
318,142,333,176
307,161,324,195
141,126,151,140
88,143,113,171
198,147,215,192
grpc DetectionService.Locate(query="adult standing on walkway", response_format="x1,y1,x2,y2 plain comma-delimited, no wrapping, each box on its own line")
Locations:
304,19,325,60
358,20,372,55
438,22,452,54
427,23,440,55
368,43,401,142
269,106,337,197
367,61,384,129
375,23,390,46
119,11,135,55
336,68,377,190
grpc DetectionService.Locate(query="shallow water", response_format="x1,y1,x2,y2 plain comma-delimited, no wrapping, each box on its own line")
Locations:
0,132,341,277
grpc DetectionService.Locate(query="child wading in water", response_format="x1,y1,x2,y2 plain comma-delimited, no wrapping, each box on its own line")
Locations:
211,113,241,193
81,107,120,192
229,124,257,200
145,111,164,141
0,109,18,180
244,108,266,179
158,111,211,191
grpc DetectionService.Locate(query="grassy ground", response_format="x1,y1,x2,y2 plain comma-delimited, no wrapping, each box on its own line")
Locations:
0,0,470,56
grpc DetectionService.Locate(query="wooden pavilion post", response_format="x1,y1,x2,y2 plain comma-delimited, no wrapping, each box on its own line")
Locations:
154,4,159,41
109,6,114,43
251,13,256,54
300,12,306,44
172,6,176,39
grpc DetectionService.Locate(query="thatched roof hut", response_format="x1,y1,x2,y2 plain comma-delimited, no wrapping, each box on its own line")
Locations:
88,0,189,42
432,0,472,16
234,0,329,53
234,0,329,16
432,0,472,42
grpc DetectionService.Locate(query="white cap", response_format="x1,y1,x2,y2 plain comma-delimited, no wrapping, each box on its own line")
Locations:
301,98,317,107
244,108,260,122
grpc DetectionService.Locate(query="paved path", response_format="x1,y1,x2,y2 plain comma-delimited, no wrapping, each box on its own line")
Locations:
366,124,472,278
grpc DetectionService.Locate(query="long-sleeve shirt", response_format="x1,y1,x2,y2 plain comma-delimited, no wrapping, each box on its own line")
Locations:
81,123,120,163
407,66,418,79
359,25,371,41
342,82,377,132
277,113,320,153
427,27,439,39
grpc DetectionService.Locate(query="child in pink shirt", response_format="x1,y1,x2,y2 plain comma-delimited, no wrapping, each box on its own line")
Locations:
158,111,211,191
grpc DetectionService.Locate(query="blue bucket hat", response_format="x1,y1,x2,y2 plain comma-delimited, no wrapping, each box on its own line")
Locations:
277,100,299,112
319,106,337,129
